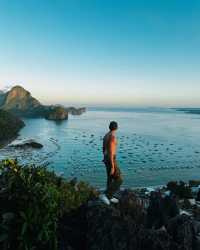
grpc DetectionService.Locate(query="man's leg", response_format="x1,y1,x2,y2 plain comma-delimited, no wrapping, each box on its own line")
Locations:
106,159,123,199
105,160,113,199
111,169,123,197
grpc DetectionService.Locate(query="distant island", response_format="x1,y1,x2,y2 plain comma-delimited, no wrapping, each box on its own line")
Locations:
0,85,86,119
45,106,69,120
175,108,200,115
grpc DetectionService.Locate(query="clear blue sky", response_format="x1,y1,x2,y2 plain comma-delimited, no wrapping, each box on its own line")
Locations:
0,0,199,107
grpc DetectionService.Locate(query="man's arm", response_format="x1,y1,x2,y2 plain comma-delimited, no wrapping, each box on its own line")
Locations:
109,135,116,175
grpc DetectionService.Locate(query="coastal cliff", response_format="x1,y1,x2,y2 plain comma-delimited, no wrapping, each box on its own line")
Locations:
2,85,41,111
0,110,25,147
0,86,49,117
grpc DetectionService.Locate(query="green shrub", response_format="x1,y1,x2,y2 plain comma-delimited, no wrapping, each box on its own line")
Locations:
0,159,97,250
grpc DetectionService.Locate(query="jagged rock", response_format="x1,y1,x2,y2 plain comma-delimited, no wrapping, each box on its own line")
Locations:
86,201,184,250
119,189,146,224
147,192,179,229
86,203,131,250
166,214,195,250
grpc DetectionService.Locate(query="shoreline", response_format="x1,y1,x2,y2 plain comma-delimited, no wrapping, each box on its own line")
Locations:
0,134,19,149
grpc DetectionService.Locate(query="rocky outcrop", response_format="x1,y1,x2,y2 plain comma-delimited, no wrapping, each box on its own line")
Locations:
57,189,200,250
0,109,25,146
45,106,68,121
146,191,179,229
167,214,195,249
9,139,43,149
86,196,192,250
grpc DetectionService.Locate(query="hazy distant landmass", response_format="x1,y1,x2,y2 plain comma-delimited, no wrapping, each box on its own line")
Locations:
175,108,200,115
0,85,86,119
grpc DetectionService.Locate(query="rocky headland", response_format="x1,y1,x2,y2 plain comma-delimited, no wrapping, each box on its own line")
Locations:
0,85,86,119
0,85,86,146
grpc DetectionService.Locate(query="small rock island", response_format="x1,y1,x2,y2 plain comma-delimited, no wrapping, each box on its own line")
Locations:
45,106,69,121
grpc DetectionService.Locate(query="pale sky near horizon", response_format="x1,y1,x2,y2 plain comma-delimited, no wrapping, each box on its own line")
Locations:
0,0,200,107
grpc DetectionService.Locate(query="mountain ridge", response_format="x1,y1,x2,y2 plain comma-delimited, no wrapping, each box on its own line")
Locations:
0,85,86,118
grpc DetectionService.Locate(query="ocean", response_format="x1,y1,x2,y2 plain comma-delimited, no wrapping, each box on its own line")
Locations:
1,107,200,189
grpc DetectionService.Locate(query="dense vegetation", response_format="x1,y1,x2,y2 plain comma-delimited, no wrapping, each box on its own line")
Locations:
0,110,25,145
0,159,97,250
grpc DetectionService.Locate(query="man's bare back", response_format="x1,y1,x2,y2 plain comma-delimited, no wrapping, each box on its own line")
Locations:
103,122,118,176
103,131,117,158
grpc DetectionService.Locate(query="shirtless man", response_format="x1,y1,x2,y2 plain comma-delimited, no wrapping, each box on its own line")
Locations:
100,121,123,205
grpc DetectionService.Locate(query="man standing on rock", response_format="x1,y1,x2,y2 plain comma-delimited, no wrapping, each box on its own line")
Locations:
100,121,123,205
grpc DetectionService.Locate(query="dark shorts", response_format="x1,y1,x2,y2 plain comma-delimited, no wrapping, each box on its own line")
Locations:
103,155,122,179
103,155,123,198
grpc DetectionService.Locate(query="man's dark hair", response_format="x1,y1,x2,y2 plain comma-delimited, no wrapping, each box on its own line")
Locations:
109,121,118,131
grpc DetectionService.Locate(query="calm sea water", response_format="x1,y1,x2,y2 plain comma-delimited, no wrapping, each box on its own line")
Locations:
1,108,200,188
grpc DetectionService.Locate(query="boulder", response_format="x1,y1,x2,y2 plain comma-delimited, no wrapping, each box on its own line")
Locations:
119,189,146,224
9,139,43,149
147,191,179,229
166,214,195,250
